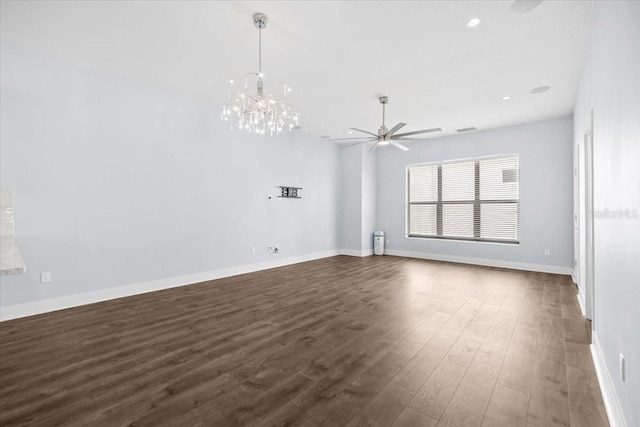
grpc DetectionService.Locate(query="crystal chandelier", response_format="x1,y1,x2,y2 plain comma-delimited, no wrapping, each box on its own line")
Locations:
220,13,300,136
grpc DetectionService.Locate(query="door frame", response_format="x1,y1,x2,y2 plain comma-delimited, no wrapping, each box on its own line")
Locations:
573,143,580,287
583,112,595,323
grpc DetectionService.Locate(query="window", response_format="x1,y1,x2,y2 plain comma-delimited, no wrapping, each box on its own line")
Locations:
407,155,519,243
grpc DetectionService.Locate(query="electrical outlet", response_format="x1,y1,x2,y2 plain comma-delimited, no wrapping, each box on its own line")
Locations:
274,244,280,254
251,247,256,255
620,353,625,381
40,272,51,283
267,245,274,253
544,248,550,256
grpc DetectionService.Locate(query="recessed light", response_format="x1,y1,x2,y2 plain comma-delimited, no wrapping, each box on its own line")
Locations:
511,0,543,14
530,85,551,94
348,130,353,134
502,95,512,101
466,17,482,28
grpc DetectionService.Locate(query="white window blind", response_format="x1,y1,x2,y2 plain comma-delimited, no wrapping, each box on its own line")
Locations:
407,155,519,243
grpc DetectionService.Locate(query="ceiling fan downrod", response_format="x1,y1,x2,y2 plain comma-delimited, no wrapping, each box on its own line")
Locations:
379,96,389,141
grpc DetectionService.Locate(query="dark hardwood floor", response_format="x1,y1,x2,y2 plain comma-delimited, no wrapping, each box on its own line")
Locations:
0,255,609,426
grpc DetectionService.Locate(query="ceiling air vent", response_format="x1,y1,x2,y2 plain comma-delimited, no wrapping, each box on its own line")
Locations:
456,127,477,133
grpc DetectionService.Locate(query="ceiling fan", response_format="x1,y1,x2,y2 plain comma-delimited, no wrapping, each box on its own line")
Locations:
330,96,442,151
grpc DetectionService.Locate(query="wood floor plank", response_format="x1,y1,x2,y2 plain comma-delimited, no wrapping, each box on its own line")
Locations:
478,309,518,358
481,383,529,427
0,256,607,427
392,407,439,427
391,328,458,392
436,350,502,427
313,351,409,426
563,341,595,372
346,381,415,427
408,338,480,420
566,365,609,427
527,344,572,427
562,317,591,344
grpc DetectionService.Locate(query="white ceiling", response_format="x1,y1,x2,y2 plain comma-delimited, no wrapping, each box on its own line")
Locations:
0,0,593,142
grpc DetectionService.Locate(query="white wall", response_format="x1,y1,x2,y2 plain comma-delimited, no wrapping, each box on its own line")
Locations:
339,144,376,256
573,1,640,425
0,42,338,310
376,116,574,273
361,145,376,252
338,145,363,252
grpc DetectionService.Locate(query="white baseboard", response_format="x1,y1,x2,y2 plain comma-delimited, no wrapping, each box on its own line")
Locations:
0,248,576,321
577,291,586,317
591,333,627,427
0,250,339,322
384,249,574,275
339,249,374,257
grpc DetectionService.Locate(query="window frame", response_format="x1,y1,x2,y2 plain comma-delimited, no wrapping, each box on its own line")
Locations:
406,154,520,244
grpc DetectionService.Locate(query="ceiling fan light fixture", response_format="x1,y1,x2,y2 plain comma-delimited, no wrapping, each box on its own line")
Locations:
220,13,300,136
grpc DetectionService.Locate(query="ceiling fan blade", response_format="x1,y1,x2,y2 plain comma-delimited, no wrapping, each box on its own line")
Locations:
393,128,442,138
337,138,378,149
386,122,406,137
389,140,410,151
328,137,375,141
369,140,381,152
350,128,379,137
392,137,438,141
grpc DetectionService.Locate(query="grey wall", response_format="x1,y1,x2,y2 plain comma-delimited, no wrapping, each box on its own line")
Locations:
0,42,338,307
376,116,574,270
574,1,640,425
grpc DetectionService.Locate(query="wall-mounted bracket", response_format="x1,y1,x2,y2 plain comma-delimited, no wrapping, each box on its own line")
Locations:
279,186,302,199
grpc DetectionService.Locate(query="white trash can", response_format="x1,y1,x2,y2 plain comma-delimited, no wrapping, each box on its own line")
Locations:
374,231,385,255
